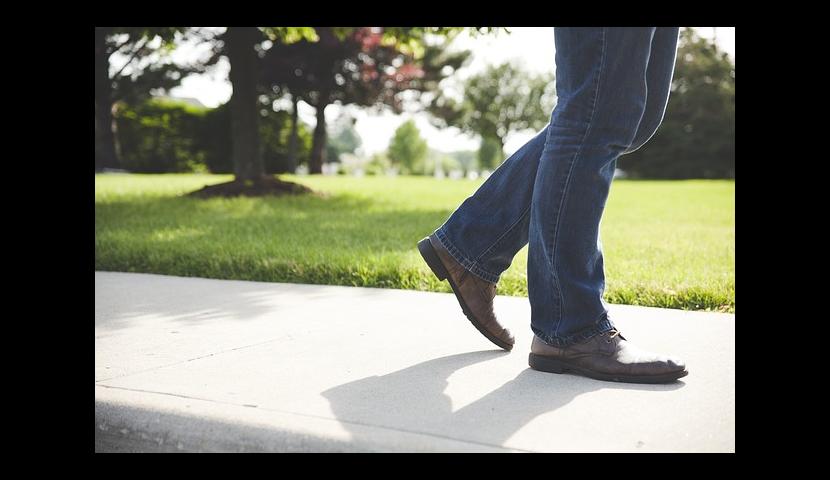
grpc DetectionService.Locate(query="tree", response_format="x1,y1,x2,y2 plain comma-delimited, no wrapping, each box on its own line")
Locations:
191,26,486,195
429,62,555,167
286,93,301,172
388,120,428,174
478,136,503,171
226,27,264,182
199,101,312,175
94,27,205,171
262,27,471,174
189,27,318,197
620,28,735,178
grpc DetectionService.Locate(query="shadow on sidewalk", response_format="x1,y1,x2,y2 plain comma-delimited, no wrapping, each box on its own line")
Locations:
322,350,684,450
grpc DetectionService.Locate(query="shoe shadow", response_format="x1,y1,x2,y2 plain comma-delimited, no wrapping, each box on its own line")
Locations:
321,350,684,451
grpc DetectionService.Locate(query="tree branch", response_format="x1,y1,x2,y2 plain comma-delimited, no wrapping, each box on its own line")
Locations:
108,35,134,58
112,37,150,80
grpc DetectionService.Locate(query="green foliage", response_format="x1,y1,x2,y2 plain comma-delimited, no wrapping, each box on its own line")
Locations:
116,98,209,172
115,98,312,173
388,120,428,174
199,102,312,174
378,27,464,58
377,27,507,59
262,27,473,124
477,137,504,171
262,27,319,44
261,27,464,173
261,107,313,174
620,28,735,179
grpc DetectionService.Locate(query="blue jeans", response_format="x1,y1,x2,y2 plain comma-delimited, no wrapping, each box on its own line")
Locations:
433,27,680,347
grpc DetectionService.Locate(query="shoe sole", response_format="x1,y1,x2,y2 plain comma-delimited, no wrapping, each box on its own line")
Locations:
418,237,513,351
528,353,688,384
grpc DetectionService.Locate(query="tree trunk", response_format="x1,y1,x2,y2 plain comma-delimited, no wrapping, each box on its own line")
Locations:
94,27,119,171
226,27,265,182
287,94,299,173
309,102,328,174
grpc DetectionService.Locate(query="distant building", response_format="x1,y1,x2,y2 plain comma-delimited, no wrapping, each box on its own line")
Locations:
152,95,207,109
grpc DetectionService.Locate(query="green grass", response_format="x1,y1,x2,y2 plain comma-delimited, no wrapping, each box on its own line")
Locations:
95,174,734,313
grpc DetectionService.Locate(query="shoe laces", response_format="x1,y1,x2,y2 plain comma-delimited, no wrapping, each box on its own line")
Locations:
606,329,621,343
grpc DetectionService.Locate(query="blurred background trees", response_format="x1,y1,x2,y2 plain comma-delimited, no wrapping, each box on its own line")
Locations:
261,27,468,174
96,27,734,183
388,120,428,174
429,62,555,170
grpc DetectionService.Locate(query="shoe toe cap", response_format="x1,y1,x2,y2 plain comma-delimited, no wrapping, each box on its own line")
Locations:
665,356,686,372
503,327,515,345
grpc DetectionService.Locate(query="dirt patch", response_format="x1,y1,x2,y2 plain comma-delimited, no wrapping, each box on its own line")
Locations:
187,176,315,198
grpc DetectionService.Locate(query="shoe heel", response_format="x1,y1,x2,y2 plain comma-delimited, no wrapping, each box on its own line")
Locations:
529,353,568,374
418,237,449,281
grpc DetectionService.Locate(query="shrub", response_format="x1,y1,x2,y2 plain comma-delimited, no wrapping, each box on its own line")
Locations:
115,97,313,174
115,98,208,173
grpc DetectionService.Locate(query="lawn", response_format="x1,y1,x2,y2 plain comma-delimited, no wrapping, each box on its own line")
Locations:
95,174,735,313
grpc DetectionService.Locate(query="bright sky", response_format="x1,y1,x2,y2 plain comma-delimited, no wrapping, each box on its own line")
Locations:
165,27,735,156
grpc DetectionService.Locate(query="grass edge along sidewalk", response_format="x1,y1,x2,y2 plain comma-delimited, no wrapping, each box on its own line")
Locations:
95,174,735,313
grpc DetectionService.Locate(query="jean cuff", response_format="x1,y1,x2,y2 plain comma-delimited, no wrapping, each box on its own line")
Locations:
434,227,502,284
533,313,616,348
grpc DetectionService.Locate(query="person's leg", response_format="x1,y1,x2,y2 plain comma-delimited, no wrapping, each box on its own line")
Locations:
432,126,549,284
625,27,680,155
528,27,666,346
431,28,679,290
420,126,549,350
420,27,683,361
528,27,687,383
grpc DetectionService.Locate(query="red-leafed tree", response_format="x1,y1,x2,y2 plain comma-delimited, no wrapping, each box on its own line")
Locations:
261,27,469,174
191,27,472,197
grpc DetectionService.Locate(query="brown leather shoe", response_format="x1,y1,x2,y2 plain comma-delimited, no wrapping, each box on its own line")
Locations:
418,234,515,351
529,329,687,384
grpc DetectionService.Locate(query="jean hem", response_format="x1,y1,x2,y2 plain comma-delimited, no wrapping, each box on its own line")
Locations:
433,228,502,284
532,313,615,348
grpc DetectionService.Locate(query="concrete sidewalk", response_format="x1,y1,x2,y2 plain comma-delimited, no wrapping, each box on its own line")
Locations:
95,271,735,452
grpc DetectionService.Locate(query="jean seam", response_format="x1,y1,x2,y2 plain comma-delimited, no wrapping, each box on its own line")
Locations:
622,40,664,155
474,203,532,265
548,27,607,338
473,138,545,266
434,228,501,283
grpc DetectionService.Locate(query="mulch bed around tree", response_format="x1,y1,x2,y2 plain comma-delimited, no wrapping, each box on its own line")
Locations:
187,176,316,198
